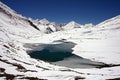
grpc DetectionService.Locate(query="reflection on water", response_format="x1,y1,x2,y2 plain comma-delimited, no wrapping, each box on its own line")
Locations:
24,40,104,68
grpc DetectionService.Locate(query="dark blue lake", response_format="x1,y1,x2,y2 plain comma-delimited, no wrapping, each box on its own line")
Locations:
24,40,104,68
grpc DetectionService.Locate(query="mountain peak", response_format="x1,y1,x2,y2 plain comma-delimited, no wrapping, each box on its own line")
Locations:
62,21,81,30
40,18,49,22
69,21,76,23
39,18,50,25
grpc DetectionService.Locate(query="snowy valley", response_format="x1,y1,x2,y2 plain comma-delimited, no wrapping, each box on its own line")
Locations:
0,1,120,80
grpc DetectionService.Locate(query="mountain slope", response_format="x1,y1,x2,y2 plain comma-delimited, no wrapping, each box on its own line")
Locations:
0,2,42,39
95,15,120,28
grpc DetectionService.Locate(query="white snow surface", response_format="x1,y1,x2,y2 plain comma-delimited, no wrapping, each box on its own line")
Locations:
0,1,120,80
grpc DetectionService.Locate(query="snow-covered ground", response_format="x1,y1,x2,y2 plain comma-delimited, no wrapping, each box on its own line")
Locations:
0,1,120,80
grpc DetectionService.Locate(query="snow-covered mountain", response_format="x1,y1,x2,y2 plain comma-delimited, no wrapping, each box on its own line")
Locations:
0,1,61,34
0,1,120,80
95,15,120,30
31,18,62,33
63,21,82,30
0,1,42,38
39,18,50,25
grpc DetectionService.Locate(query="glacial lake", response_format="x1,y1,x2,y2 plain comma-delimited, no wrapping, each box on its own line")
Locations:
24,40,104,68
